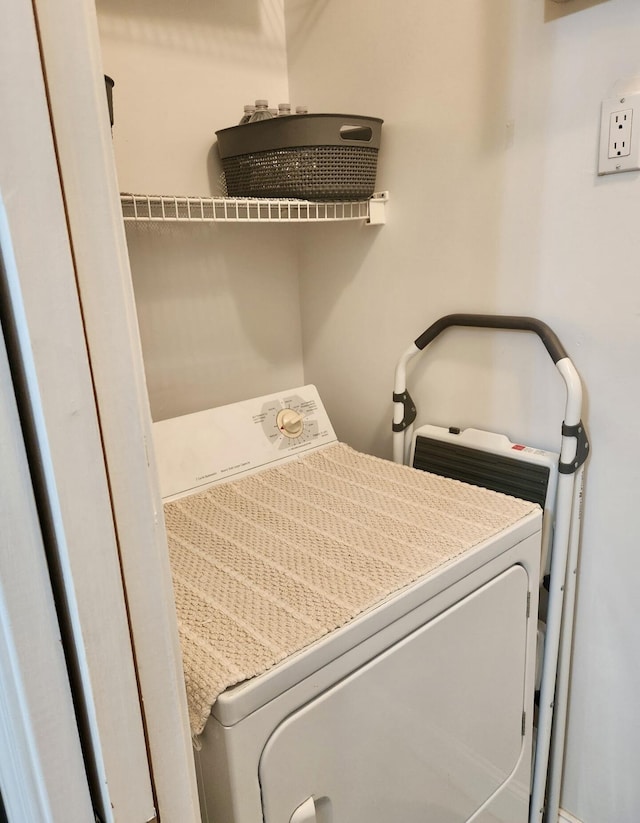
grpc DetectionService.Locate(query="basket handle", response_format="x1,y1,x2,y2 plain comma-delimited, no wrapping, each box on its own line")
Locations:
339,124,373,143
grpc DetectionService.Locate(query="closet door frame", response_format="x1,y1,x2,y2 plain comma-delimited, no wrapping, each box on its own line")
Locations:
1,0,157,819
30,0,201,820
1,0,199,820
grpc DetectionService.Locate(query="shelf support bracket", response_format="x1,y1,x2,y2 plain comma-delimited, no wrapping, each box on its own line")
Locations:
367,191,388,226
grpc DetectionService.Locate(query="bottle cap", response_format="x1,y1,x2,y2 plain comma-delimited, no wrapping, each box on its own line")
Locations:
255,99,268,108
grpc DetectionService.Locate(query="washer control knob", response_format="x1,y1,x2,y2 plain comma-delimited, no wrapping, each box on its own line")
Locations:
277,408,304,438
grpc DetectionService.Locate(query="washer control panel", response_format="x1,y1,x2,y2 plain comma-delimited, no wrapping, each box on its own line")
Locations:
153,385,337,501
258,391,322,449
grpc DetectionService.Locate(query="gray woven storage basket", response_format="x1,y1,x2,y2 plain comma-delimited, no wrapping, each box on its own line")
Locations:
215,114,382,201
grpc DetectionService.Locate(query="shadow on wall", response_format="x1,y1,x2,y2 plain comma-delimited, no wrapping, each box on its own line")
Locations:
96,0,286,65
207,144,226,198
96,0,260,31
544,0,611,22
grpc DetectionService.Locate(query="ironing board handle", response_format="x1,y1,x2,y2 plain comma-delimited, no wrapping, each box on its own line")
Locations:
413,314,568,364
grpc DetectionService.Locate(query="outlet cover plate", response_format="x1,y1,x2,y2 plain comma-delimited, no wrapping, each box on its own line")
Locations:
599,92,640,175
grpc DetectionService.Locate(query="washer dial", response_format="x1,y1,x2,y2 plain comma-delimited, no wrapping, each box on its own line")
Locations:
277,408,305,438
259,393,320,449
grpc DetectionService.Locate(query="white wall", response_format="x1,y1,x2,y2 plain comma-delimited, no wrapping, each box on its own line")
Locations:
286,1,640,821
96,0,304,420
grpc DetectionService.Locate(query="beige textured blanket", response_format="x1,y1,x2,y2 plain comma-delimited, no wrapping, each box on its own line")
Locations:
163,443,537,737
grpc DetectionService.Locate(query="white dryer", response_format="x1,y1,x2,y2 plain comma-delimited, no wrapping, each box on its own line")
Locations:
153,386,542,823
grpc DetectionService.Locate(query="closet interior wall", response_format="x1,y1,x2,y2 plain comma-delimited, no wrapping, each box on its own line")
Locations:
286,2,640,823
96,0,304,421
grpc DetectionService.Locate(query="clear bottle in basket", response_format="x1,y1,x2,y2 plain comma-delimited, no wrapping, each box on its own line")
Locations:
278,103,292,117
249,100,274,122
239,105,255,124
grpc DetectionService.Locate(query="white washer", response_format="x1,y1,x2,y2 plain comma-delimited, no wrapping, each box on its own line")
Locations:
153,386,542,823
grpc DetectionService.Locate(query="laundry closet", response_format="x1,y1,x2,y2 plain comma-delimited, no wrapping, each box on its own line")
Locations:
94,4,549,823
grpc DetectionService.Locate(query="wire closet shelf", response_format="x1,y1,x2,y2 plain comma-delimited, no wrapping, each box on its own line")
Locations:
120,192,388,224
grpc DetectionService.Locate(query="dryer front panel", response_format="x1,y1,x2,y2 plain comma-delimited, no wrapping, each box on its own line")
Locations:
259,565,531,823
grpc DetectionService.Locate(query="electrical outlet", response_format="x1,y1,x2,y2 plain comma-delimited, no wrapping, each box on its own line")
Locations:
599,93,640,175
608,109,632,158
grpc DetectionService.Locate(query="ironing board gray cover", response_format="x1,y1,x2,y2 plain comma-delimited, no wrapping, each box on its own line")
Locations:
163,442,537,737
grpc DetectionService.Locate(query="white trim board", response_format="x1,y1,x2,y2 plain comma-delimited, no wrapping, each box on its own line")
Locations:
0,230,94,823
1,0,156,819
32,0,201,819
559,809,583,823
